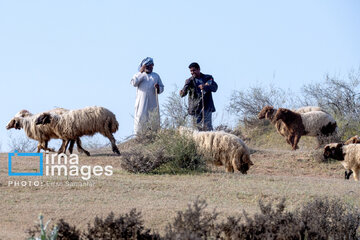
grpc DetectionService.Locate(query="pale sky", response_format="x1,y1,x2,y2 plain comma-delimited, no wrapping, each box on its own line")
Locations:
0,0,359,152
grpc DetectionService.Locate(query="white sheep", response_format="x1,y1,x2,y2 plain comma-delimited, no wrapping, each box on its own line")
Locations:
5,108,90,154
294,106,325,114
179,127,253,173
35,106,120,155
324,143,360,181
274,108,337,150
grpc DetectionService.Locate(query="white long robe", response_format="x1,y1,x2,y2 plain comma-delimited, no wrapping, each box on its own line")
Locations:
131,72,164,134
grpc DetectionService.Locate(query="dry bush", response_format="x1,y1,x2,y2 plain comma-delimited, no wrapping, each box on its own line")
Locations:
120,129,206,174
302,69,360,141
217,198,302,239
85,210,160,240
56,219,82,240
299,197,360,239
164,198,219,239
227,84,297,125
162,88,191,129
120,146,169,174
26,197,360,239
7,132,37,152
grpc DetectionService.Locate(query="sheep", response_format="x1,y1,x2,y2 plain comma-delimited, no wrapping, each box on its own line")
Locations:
344,135,360,145
179,127,253,173
274,108,337,150
257,105,329,148
339,135,360,179
294,106,325,114
6,108,90,155
35,106,121,155
324,143,360,181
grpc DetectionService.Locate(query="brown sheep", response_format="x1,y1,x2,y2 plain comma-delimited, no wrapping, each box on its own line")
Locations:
274,108,337,150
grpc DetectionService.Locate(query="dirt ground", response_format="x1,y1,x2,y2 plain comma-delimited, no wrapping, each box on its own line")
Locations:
0,144,359,239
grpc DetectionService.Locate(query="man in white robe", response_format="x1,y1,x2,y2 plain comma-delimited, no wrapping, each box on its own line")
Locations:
131,57,164,134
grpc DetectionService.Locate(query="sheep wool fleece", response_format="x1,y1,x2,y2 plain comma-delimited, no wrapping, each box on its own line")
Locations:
131,71,164,134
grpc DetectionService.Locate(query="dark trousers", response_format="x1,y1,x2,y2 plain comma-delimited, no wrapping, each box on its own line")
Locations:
193,110,213,131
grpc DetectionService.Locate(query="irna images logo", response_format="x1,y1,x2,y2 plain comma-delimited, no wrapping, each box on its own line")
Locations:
8,150,43,176
8,151,113,180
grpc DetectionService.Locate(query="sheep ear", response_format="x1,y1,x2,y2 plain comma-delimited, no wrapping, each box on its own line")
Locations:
6,119,16,129
336,143,343,149
36,114,52,125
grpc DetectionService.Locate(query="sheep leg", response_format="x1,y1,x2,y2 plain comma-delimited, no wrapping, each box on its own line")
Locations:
43,141,55,152
353,169,359,181
345,170,353,180
58,140,70,154
225,164,234,173
292,135,301,151
68,140,75,154
287,135,298,149
76,138,90,156
104,133,120,155
37,143,41,153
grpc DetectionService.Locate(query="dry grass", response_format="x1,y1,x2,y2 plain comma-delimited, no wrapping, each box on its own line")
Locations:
0,141,359,239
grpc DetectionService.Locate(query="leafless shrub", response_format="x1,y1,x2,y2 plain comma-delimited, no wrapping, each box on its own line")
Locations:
302,69,360,117
164,198,219,239
56,219,82,240
26,197,360,239
121,145,169,174
227,84,297,126
302,69,360,140
85,210,160,240
162,88,191,129
7,132,37,152
299,197,360,239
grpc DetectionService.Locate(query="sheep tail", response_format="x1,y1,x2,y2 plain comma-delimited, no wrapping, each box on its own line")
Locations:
110,117,119,133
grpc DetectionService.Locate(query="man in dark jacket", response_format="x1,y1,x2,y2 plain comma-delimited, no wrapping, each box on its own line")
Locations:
180,62,218,131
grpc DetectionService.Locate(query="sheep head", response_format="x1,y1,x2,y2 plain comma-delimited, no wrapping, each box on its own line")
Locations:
344,135,360,145
35,113,52,125
6,118,22,130
323,143,344,161
239,160,254,174
274,108,289,121
14,109,32,118
258,106,275,120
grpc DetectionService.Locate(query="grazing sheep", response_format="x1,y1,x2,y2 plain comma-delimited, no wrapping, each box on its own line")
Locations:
36,106,121,155
324,143,360,181
340,135,360,179
179,127,253,173
6,109,90,155
274,108,337,150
